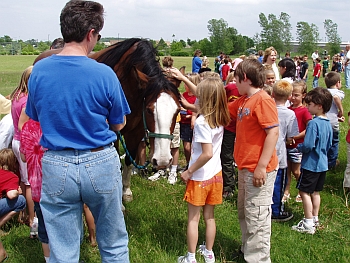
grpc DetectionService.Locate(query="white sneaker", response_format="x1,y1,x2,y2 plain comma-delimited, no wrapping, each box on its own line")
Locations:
148,170,165,181
168,171,177,185
178,255,197,263
30,217,39,237
291,219,316,234
198,244,215,263
131,167,138,175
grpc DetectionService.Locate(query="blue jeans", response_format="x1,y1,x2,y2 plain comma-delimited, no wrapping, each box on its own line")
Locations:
345,65,350,89
312,76,319,88
0,195,26,217
41,145,129,263
328,127,339,169
271,168,287,216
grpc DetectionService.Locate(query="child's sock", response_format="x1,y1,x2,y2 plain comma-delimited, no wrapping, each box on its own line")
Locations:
45,257,50,263
304,218,314,227
313,215,319,222
171,165,177,173
187,252,196,261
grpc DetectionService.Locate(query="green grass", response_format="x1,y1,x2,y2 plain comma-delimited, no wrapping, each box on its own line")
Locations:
1,55,350,262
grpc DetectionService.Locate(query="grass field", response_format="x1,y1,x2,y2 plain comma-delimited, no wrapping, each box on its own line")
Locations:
0,55,350,263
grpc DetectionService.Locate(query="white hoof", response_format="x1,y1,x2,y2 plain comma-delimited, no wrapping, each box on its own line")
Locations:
123,188,133,202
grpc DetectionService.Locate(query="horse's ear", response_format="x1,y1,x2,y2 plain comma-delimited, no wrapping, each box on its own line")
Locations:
135,69,149,89
179,66,186,75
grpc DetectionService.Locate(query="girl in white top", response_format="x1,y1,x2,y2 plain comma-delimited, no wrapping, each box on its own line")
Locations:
178,77,230,263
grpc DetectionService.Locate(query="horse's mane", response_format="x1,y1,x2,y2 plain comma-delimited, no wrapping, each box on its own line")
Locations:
94,38,180,102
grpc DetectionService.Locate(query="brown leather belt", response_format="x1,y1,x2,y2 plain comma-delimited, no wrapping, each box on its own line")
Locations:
63,145,108,152
90,146,105,152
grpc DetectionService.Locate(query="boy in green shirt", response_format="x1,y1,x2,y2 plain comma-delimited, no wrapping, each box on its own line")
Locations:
322,56,329,77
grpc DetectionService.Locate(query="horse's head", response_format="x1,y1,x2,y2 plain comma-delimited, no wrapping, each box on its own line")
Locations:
91,38,183,169
144,81,181,169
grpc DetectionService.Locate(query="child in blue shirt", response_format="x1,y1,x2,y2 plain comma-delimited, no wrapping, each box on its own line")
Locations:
292,87,333,234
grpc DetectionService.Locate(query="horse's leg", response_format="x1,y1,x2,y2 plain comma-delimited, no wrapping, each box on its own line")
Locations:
122,165,133,202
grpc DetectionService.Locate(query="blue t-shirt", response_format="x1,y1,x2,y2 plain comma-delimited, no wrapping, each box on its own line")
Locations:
297,116,332,172
26,55,131,150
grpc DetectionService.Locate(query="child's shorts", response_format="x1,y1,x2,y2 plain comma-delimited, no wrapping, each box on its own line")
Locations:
287,148,302,163
171,122,180,149
184,171,223,206
34,202,49,244
180,123,193,142
297,168,326,194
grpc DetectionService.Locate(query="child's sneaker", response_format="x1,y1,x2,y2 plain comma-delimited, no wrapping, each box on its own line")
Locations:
178,255,197,263
148,170,165,181
168,171,177,185
198,244,215,263
30,217,39,238
291,219,316,234
295,194,302,202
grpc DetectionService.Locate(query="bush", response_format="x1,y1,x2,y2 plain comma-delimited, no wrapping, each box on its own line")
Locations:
170,51,190,57
33,51,40,55
158,51,164,56
21,51,28,55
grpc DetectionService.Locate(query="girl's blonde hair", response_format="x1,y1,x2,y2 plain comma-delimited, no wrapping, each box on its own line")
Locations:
200,71,220,80
184,73,201,93
225,72,235,84
197,78,230,128
0,148,19,174
10,65,33,101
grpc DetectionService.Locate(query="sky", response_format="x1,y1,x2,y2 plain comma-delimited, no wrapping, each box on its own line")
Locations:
1,0,349,44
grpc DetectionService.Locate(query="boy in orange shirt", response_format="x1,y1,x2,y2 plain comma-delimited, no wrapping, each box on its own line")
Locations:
229,59,279,263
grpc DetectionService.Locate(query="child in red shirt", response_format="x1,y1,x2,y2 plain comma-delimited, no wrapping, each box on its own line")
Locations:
312,57,322,88
0,148,26,261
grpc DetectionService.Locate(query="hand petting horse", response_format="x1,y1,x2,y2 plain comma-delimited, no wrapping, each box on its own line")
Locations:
34,38,184,202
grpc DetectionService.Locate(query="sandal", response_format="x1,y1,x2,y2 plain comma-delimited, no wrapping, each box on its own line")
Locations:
0,254,8,262
282,194,290,203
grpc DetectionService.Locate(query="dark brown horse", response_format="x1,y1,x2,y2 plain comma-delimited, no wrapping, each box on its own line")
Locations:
35,38,184,202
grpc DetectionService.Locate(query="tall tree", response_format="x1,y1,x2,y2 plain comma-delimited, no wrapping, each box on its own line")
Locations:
258,12,292,54
296,21,320,55
324,19,341,56
207,18,231,54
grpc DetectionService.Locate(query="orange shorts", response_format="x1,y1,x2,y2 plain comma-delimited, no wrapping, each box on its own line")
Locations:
184,171,223,206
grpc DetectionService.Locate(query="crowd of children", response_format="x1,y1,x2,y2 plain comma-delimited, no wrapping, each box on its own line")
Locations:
1,45,350,263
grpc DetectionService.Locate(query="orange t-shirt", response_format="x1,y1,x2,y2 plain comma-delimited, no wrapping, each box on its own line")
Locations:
228,90,279,173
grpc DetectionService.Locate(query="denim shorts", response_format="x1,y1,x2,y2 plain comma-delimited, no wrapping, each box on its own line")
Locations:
287,148,302,163
34,202,49,244
180,123,193,142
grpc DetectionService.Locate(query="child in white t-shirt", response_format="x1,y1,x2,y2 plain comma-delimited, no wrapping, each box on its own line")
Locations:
178,77,230,263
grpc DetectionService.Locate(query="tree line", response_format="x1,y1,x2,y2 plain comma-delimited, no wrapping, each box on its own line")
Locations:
163,14,341,57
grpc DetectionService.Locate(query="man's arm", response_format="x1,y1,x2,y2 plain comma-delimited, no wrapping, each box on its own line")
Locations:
110,116,127,131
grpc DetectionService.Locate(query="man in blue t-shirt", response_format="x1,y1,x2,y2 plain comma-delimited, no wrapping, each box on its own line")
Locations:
25,1,130,262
